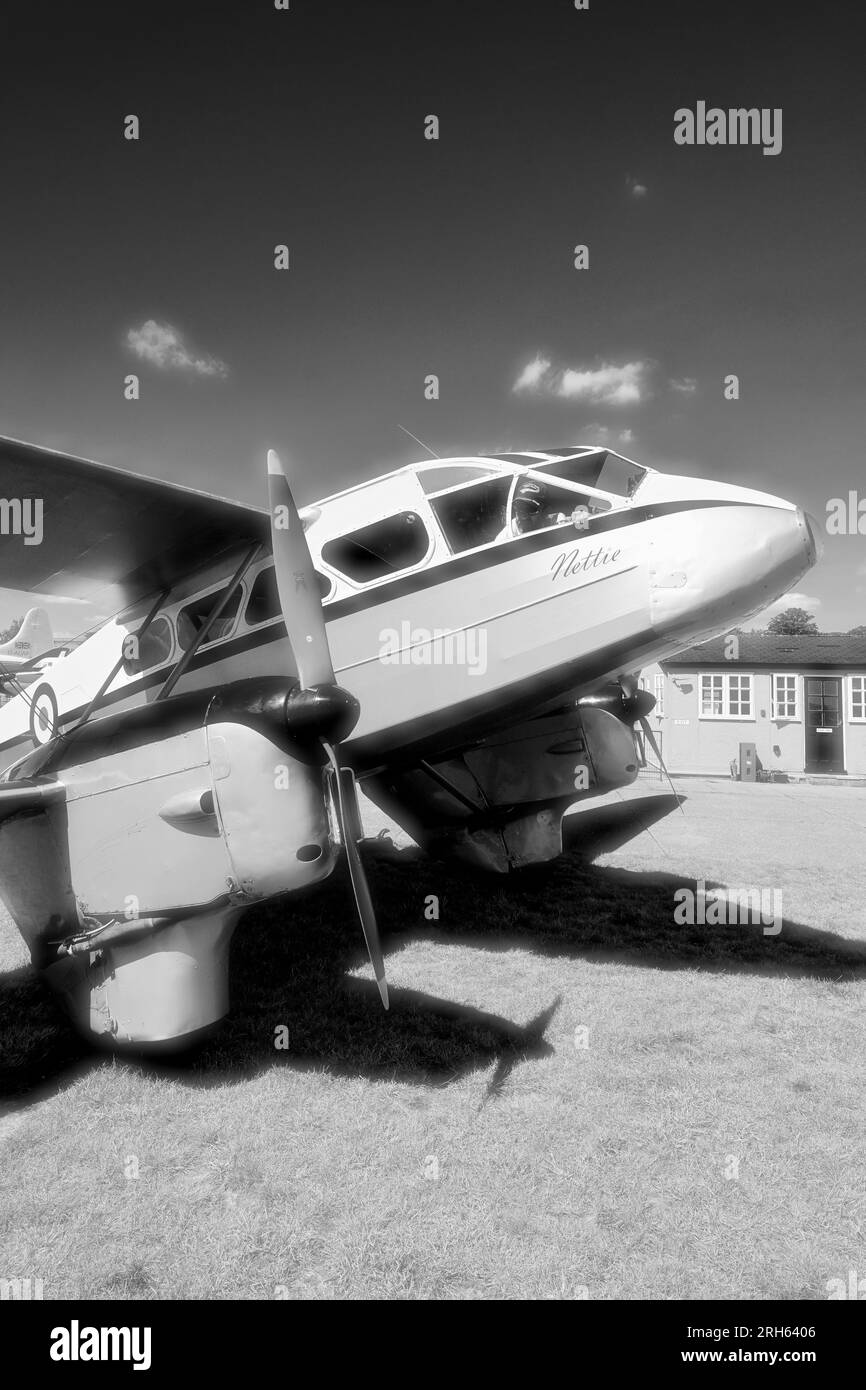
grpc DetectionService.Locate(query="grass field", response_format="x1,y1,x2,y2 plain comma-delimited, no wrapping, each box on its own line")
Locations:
1,777,865,1300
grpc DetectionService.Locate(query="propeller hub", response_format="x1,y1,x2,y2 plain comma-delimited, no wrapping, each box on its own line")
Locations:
284,683,360,745
578,681,656,724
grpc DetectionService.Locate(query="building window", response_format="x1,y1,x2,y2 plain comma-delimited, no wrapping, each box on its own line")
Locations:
639,673,665,716
772,673,799,720
700,672,753,719
851,675,866,722
653,672,665,716
701,673,724,716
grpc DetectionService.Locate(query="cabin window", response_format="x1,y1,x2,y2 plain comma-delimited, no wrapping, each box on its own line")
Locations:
700,672,753,719
321,512,429,583
245,565,332,626
430,478,512,552
122,615,174,676
850,676,866,722
176,585,242,651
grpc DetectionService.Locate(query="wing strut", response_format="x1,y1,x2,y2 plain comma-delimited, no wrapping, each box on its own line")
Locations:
417,758,488,815
155,544,261,703
66,586,171,737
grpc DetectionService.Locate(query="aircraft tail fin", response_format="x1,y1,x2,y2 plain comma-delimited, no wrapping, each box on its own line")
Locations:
0,606,52,659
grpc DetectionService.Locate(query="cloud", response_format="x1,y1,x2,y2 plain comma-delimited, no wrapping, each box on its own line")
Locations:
557,360,649,405
512,356,697,408
625,174,648,198
669,376,697,395
126,320,229,378
512,356,650,405
512,355,552,393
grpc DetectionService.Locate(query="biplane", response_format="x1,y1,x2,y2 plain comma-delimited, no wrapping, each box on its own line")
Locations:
0,605,53,689
0,436,819,1047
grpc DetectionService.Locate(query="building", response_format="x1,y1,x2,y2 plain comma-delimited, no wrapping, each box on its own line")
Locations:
642,633,866,779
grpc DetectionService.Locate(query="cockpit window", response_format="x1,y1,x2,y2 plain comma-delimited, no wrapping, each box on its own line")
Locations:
539,450,645,500
177,586,241,651
430,477,512,553
594,451,646,498
321,512,429,583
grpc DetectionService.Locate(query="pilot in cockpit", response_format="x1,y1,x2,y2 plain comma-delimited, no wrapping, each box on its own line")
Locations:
497,478,569,541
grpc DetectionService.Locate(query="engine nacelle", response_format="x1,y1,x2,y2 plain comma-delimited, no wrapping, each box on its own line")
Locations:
0,679,337,1046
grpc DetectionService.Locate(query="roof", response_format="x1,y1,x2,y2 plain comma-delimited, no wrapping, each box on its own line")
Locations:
314,446,649,506
662,632,866,670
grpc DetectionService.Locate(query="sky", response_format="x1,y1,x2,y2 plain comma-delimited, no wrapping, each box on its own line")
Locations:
0,0,864,637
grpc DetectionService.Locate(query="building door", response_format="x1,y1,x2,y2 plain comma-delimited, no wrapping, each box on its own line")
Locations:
805,677,844,774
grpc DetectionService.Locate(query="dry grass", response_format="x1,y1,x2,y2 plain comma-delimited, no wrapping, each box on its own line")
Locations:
1,778,865,1300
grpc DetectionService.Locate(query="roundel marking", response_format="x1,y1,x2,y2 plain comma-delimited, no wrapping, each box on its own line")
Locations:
29,683,59,746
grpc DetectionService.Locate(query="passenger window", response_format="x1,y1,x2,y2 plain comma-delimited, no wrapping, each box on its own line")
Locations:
245,565,332,626
321,512,428,583
122,615,174,675
430,478,512,552
176,586,241,651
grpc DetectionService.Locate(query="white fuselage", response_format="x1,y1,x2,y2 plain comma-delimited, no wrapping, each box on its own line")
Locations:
0,457,819,771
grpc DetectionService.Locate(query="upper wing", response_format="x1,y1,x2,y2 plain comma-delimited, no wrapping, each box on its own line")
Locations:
0,435,270,608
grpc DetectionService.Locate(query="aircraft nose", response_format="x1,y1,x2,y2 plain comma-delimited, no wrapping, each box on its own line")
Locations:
799,509,823,565
643,482,821,644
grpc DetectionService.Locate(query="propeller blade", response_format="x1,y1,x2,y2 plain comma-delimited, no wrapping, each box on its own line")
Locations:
267,448,335,689
639,716,685,815
266,448,388,1009
324,743,389,1010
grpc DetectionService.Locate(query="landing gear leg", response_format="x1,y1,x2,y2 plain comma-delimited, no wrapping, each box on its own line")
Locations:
48,907,243,1047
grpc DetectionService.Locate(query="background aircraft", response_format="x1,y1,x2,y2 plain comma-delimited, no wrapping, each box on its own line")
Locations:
0,605,52,677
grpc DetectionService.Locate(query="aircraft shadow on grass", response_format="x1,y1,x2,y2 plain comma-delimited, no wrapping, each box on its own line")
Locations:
2,792,864,1106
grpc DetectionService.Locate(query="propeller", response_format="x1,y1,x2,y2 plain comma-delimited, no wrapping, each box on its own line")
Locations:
620,672,685,815
267,448,389,1009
